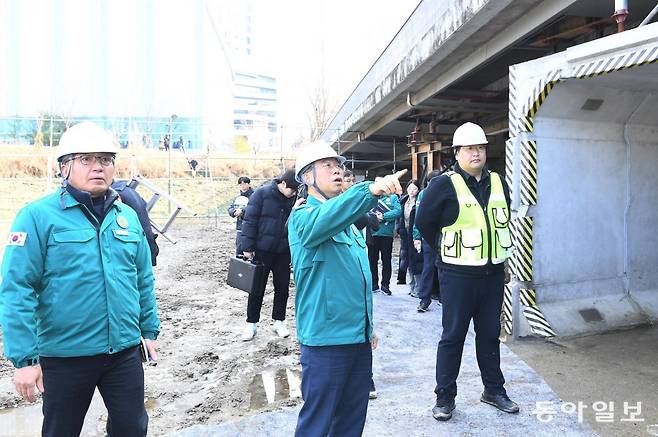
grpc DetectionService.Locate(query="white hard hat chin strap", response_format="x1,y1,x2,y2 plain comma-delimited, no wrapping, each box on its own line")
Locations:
310,164,331,201
60,161,73,187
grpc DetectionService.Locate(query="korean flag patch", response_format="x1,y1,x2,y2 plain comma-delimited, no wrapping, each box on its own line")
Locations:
7,232,27,246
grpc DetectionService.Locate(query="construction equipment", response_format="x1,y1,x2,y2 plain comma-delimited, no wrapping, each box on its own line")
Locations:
125,175,196,244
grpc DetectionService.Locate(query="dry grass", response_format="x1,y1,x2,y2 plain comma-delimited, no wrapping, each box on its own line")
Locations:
0,145,296,179
0,145,296,258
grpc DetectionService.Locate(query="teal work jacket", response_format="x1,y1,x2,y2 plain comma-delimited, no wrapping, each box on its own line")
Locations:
371,194,401,238
412,190,426,241
0,188,159,368
288,182,378,346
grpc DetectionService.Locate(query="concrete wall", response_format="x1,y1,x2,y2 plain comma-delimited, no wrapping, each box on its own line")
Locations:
532,71,658,335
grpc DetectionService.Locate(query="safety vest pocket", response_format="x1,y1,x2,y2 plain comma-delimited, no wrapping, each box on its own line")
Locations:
495,228,513,249
492,207,509,228
442,230,458,258
460,228,483,249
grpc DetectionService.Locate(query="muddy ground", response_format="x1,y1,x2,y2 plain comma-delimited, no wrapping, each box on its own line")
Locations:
0,217,304,436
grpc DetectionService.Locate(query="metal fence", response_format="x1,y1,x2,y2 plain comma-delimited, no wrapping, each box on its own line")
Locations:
0,148,295,259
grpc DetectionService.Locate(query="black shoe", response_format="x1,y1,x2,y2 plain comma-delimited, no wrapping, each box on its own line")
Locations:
380,285,391,295
480,392,519,414
432,398,455,421
396,280,406,285
369,380,378,399
417,302,430,312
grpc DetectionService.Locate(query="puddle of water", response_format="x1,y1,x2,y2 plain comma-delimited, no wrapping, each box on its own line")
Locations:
248,367,301,410
144,397,160,412
0,392,160,437
0,403,43,437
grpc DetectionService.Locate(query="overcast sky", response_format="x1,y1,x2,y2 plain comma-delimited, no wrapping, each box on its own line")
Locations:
0,0,419,144
255,0,420,139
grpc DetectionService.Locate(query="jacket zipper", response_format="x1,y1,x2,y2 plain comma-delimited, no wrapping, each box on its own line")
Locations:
356,252,370,343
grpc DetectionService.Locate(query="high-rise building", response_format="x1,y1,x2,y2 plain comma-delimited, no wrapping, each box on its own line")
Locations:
215,1,279,153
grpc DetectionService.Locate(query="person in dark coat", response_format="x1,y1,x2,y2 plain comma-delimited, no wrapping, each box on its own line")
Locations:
111,180,159,266
414,170,443,312
240,169,300,341
228,176,254,256
396,180,423,296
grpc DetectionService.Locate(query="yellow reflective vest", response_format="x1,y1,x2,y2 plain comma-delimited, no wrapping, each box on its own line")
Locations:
440,171,512,266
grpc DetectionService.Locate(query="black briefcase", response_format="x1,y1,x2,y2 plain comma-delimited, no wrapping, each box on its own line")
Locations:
227,256,265,295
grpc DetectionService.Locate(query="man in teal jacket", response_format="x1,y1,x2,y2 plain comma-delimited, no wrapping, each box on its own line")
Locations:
368,182,401,295
289,140,405,437
0,121,159,437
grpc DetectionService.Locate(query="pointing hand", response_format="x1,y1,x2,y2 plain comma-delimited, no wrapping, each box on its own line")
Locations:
368,169,407,196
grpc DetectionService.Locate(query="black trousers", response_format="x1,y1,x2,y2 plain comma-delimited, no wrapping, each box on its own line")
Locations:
247,249,291,323
40,346,147,437
419,240,440,306
397,235,408,283
435,271,506,400
367,236,393,289
235,230,243,256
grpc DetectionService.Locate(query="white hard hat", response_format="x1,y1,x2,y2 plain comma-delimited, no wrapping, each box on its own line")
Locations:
452,122,488,147
55,121,118,162
294,140,346,182
233,195,249,207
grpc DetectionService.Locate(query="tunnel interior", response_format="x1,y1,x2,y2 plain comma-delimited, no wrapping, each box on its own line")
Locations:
531,62,658,336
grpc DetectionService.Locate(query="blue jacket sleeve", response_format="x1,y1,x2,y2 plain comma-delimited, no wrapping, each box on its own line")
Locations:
289,182,378,249
0,206,45,367
240,188,263,252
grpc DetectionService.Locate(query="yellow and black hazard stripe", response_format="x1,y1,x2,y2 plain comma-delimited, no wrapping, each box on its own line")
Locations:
574,46,658,78
521,70,562,133
502,284,513,336
519,288,536,306
522,46,658,132
505,139,514,190
510,217,533,282
520,288,556,337
508,65,521,137
519,140,537,205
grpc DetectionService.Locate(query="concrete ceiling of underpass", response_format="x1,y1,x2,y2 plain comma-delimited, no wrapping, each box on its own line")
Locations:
335,0,658,171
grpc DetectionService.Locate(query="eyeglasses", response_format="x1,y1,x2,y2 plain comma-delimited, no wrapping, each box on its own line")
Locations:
72,154,115,167
318,161,345,172
460,145,487,154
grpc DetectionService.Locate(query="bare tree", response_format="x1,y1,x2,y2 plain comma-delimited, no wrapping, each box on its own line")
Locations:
307,75,337,142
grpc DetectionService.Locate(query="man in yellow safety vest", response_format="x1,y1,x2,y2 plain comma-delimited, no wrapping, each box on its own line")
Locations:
415,121,518,421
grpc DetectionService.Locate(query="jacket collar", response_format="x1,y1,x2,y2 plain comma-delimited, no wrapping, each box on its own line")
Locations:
307,194,325,205
59,186,122,213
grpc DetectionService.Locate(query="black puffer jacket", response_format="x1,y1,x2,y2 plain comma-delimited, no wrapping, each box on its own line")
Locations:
240,181,294,254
